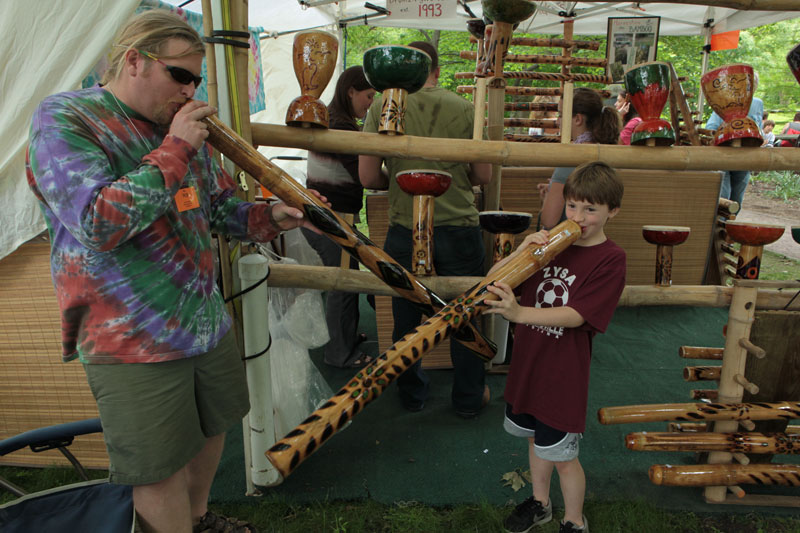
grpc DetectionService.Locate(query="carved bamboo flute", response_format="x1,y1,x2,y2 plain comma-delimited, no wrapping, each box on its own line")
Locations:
203,114,494,359
265,220,580,477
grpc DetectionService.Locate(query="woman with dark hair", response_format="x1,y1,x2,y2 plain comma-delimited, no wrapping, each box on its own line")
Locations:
301,66,375,368
615,89,641,146
538,88,622,229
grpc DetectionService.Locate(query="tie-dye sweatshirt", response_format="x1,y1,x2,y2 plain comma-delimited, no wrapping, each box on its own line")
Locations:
27,87,279,364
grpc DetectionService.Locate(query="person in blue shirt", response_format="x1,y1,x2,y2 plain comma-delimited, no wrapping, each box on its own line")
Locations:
704,71,764,206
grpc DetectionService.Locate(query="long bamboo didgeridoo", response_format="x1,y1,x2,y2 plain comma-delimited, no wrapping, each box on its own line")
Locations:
265,220,581,478
202,114,495,360
649,464,800,487
598,401,800,425
626,431,800,454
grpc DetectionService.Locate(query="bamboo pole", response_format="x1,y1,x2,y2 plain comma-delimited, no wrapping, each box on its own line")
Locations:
679,346,724,360
683,366,721,381
650,464,800,487
249,123,800,172
261,265,800,310
459,86,611,98
505,102,559,112
505,118,560,129
598,401,800,425
610,0,798,11
627,431,800,454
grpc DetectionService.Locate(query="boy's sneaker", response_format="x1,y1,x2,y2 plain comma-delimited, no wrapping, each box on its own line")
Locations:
559,516,589,533
503,496,552,533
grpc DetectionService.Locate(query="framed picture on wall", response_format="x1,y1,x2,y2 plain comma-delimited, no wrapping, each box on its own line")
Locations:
607,16,661,83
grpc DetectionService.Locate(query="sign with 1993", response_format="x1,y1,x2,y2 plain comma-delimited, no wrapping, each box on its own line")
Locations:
386,0,457,20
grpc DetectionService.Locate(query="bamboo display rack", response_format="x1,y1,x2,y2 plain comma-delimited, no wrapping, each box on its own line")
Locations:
598,278,800,507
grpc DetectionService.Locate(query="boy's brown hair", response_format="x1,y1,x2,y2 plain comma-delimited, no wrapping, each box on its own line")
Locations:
563,161,624,210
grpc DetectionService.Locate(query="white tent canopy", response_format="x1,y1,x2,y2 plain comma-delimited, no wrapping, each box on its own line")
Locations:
0,0,796,260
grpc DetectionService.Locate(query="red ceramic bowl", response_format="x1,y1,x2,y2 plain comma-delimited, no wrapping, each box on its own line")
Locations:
479,211,532,234
725,221,784,246
642,225,691,246
396,169,452,197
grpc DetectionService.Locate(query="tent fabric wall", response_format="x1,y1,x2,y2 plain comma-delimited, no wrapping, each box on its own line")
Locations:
0,0,140,261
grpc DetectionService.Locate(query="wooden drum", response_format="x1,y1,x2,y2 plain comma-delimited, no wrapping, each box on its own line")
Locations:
363,45,431,135
396,169,452,276
725,221,784,279
700,64,763,147
642,225,690,286
624,62,675,146
285,30,338,129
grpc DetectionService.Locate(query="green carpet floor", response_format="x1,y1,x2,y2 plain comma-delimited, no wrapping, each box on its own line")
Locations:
210,297,800,515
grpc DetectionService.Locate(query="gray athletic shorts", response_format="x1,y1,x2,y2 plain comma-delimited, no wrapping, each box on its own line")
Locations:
504,404,582,462
83,329,250,485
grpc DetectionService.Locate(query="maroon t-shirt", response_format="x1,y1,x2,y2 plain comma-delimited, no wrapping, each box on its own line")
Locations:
504,239,626,433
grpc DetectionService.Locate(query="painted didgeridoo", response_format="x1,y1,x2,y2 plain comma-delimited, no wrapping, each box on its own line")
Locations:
626,431,800,454
202,114,495,360
265,220,580,478
598,401,800,425
649,463,800,487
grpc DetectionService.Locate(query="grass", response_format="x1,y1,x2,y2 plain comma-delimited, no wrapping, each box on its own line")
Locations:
4,464,800,532
751,171,800,203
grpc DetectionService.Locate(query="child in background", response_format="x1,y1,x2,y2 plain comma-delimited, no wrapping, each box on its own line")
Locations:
486,162,627,533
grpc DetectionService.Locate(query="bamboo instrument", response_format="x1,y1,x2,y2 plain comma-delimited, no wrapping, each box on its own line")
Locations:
691,389,719,401
459,50,608,68
203,114,495,359
505,134,561,143
683,366,721,381
668,422,708,432
459,85,565,96
679,346,723,360
649,464,800,487
505,102,559,112
718,198,740,215
456,71,614,84
505,118,560,129
264,220,581,477
249,123,800,172
468,35,601,50
598,401,800,425
626,431,800,454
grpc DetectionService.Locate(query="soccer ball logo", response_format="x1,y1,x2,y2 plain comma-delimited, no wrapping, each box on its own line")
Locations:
536,279,569,308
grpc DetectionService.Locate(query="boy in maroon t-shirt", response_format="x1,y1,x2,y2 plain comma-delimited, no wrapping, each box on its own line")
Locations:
486,162,626,533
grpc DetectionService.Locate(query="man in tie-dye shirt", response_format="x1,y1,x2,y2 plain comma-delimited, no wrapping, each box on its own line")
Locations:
26,10,321,533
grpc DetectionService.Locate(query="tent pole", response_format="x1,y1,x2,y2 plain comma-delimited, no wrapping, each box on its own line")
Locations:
697,9,714,115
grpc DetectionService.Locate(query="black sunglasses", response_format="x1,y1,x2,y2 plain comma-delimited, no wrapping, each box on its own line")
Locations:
138,49,203,88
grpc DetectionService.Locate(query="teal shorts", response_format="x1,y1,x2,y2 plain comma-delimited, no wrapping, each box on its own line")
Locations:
83,329,250,485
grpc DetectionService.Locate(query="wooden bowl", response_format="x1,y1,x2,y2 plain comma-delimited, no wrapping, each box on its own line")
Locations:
725,221,784,246
481,0,536,24
642,225,691,246
396,169,452,197
479,211,533,234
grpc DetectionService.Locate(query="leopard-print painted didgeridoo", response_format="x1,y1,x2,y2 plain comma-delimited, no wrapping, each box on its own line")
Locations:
202,114,495,360
599,401,800,425
649,463,800,487
265,220,580,478
626,431,800,454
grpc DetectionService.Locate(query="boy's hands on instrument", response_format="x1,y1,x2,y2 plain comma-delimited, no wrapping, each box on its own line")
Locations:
484,281,521,322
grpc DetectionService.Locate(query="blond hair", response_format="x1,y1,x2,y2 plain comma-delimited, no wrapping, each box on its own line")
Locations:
101,9,204,84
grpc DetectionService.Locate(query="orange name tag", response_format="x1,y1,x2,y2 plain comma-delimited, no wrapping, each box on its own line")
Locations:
175,186,200,212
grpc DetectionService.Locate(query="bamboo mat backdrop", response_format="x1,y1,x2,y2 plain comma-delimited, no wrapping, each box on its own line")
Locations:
366,168,723,366
0,235,108,469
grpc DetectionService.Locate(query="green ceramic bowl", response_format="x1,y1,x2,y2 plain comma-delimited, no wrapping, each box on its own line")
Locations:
481,0,536,24
363,45,432,93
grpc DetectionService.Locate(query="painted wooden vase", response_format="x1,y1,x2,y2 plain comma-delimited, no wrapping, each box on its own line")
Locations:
285,30,338,129
642,225,690,286
479,211,532,263
700,64,762,147
624,62,675,146
725,221,784,279
396,170,452,276
787,43,800,86
363,45,431,135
